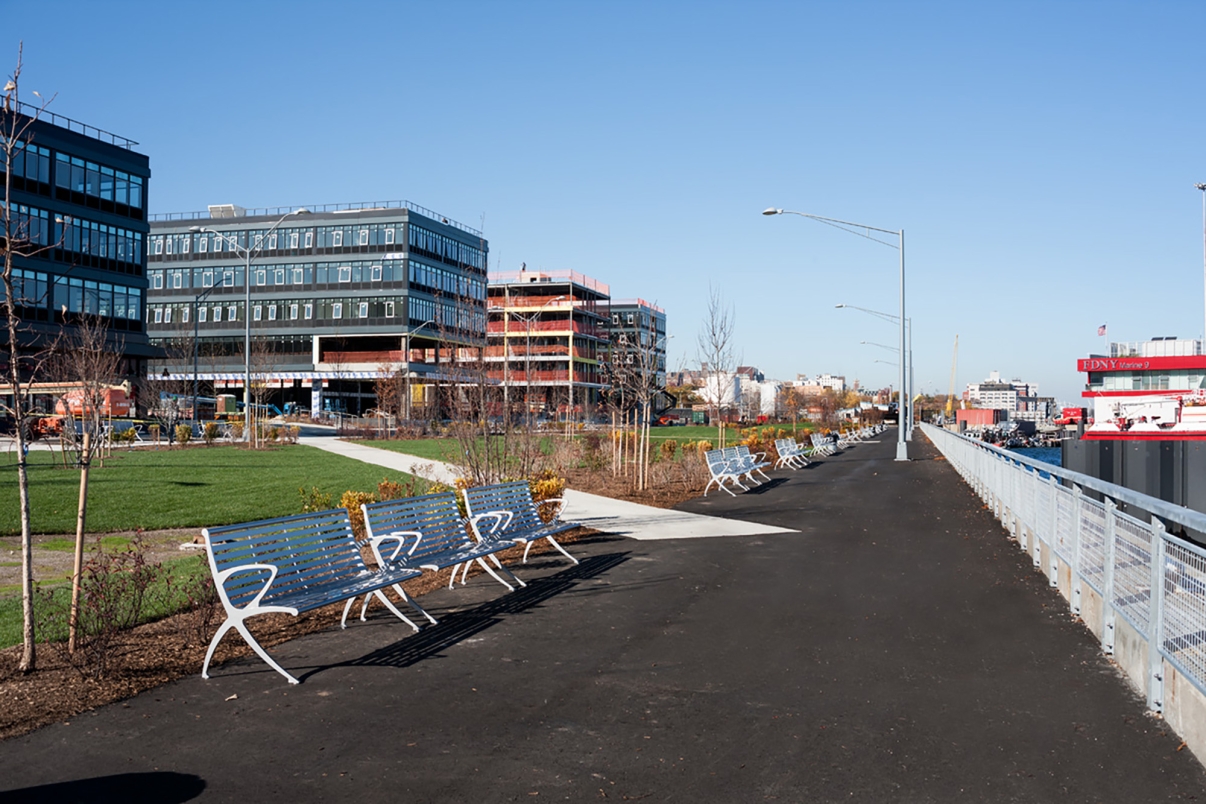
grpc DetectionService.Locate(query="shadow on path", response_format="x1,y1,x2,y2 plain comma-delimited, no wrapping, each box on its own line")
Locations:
301,552,631,679
0,772,205,804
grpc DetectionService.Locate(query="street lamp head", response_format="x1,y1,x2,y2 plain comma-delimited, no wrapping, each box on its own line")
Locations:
292,208,310,216
835,304,846,309
188,225,205,233
1196,184,1206,192
761,208,783,216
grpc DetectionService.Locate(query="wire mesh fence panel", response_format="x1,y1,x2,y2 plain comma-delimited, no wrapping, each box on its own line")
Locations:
1078,497,1107,594
1111,513,1153,635
1054,485,1076,561
1160,539,1206,693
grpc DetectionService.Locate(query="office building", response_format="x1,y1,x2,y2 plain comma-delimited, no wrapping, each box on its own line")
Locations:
147,201,487,416
1,103,153,398
485,268,609,420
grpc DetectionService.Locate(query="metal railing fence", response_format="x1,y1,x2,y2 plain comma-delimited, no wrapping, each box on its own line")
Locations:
922,424,1206,714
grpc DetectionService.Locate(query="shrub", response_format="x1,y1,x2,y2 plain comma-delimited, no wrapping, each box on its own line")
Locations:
227,422,244,441
175,424,192,445
299,486,334,513
529,469,567,523
340,489,379,541
266,426,281,442
377,475,433,501
660,439,678,460
696,441,713,453
203,422,220,446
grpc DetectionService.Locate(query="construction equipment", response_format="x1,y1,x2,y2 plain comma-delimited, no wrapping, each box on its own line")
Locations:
945,335,959,420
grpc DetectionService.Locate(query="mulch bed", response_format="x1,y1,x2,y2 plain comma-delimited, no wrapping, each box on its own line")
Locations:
0,474,702,741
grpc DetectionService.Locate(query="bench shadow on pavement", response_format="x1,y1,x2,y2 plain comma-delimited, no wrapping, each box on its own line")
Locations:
300,550,631,681
745,477,788,495
0,772,206,804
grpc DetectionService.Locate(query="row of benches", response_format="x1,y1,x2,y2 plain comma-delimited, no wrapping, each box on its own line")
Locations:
705,426,887,496
201,481,580,684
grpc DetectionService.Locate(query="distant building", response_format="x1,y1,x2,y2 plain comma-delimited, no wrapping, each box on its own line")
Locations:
147,200,487,416
485,268,609,420
796,373,847,392
965,370,1039,415
606,298,667,388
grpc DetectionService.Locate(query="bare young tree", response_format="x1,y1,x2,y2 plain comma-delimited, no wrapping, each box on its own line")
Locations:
46,314,123,651
696,285,735,445
1,46,57,673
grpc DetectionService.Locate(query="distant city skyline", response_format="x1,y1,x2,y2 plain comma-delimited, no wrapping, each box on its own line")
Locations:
7,0,1206,404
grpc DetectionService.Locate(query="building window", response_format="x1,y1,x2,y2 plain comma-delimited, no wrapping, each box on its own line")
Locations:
153,308,163,323
164,307,172,323
304,303,313,319
385,301,395,318
171,272,183,289
223,271,234,288
359,229,369,246
371,265,382,282
228,304,238,321
151,273,163,290
274,268,285,285
338,266,351,282
153,238,163,255
332,230,343,248
181,307,190,324
198,306,208,323
202,270,214,288
213,306,222,322
213,236,223,253
292,268,303,284
289,232,299,249
198,236,208,253
268,234,277,250
289,304,298,320
268,305,277,321
332,302,343,319
304,231,313,248
255,269,267,286
358,302,368,318
253,305,262,321
384,228,395,245
181,236,190,254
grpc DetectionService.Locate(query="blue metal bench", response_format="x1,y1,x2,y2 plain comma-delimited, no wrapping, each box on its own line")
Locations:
359,491,527,624
202,508,425,685
463,481,580,566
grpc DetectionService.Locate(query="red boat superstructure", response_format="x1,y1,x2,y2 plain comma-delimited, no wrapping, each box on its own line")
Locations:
1077,338,1206,440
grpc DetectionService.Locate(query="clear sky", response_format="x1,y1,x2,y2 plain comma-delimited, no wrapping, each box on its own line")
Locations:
6,0,1206,403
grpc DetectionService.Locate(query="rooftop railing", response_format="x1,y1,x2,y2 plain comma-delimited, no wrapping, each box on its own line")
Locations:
16,100,140,150
149,200,481,236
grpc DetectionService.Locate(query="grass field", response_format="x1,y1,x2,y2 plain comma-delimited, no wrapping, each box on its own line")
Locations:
0,444,417,536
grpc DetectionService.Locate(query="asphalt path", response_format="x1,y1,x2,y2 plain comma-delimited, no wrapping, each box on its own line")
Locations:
1,430,1204,802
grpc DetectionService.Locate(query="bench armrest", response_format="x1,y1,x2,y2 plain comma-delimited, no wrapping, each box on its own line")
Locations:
214,562,280,611
469,510,513,541
370,530,424,564
537,496,566,522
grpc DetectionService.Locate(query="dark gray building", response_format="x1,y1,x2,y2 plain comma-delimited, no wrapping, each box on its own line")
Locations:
1,103,153,383
147,201,487,415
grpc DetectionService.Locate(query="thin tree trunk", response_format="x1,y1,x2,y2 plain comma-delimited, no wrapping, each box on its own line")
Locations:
68,432,91,653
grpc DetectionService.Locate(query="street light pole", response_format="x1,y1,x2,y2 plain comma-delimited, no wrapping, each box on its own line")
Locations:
1197,183,1206,347
191,208,307,442
843,305,913,440
404,318,435,422
767,208,909,460
191,282,221,422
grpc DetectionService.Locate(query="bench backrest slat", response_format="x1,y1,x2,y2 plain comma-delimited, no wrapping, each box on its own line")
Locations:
463,481,546,533
203,509,367,608
361,492,472,561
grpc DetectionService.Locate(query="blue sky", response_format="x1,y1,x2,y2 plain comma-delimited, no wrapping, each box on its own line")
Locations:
7,0,1206,403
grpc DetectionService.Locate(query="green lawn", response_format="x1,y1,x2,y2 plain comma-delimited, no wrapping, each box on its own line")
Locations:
0,444,417,535
0,552,212,649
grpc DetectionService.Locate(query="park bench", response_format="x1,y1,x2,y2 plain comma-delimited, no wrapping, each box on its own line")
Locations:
463,481,581,566
703,448,748,496
357,490,528,626
773,438,810,469
201,508,425,685
723,446,772,485
810,432,836,457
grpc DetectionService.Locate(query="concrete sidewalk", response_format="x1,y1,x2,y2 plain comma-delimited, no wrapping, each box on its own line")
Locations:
299,435,795,541
2,431,1204,802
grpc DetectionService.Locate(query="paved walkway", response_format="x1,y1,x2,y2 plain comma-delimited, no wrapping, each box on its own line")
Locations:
300,434,796,541
2,431,1204,802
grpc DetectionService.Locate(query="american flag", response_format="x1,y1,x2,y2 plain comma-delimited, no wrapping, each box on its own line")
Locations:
1097,324,1107,337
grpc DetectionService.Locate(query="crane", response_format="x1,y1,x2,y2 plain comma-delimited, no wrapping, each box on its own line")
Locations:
945,335,959,421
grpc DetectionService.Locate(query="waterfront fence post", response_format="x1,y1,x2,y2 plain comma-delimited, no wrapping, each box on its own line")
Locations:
1047,476,1059,587
1147,516,1168,713
1102,498,1118,655
1070,485,1083,616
